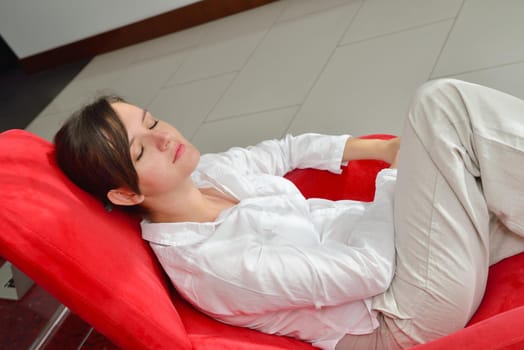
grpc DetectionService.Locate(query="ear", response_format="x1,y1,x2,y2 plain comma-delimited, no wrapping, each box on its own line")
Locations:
107,187,145,206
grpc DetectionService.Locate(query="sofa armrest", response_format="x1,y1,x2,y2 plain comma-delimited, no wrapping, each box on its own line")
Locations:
411,306,524,350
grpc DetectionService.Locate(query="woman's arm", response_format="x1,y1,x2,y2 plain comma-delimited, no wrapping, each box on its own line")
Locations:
198,134,400,178
199,133,350,177
343,137,400,166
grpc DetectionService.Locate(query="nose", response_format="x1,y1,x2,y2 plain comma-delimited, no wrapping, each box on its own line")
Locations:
151,131,170,151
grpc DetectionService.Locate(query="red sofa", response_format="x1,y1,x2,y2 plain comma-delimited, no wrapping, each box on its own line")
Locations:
1,129,524,349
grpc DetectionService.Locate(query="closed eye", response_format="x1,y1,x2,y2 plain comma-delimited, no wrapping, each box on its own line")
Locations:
137,119,158,160
149,119,159,129
136,146,144,161
136,120,158,160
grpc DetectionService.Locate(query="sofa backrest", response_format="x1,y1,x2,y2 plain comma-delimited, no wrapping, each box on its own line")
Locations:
0,130,192,350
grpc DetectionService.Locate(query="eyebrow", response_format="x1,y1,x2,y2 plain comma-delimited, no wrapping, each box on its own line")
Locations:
129,108,148,147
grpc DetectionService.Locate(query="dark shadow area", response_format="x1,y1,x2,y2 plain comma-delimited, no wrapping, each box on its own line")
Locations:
0,36,90,133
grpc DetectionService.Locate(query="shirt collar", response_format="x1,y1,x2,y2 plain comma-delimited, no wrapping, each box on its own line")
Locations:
141,219,217,246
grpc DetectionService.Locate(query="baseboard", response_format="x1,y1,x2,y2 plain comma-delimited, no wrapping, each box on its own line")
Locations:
19,0,278,73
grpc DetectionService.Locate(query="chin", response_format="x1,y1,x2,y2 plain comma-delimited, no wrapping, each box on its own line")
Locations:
184,146,201,172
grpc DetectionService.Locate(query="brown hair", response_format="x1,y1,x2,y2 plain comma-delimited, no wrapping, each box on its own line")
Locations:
54,96,141,209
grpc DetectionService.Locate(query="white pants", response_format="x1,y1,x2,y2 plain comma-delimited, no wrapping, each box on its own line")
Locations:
337,79,524,350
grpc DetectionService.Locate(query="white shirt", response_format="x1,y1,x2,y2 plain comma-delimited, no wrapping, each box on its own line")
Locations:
141,134,397,350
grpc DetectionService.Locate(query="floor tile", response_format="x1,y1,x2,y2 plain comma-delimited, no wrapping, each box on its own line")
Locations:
130,27,203,64
25,110,72,142
76,49,136,81
341,0,461,44
169,2,284,84
75,28,201,82
432,0,524,77
209,2,361,121
277,0,356,23
192,105,298,153
288,20,453,137
110,51,187,108
148,73,236,140
451,61,524,100
47,45,189,114
168,34,263,85
198,2,285,47
45,68,124,116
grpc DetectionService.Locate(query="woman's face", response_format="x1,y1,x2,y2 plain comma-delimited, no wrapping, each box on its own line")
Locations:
111,102,200,198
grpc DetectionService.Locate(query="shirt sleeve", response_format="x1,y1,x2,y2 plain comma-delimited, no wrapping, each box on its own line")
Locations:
198,133,350,177
163,169,397,317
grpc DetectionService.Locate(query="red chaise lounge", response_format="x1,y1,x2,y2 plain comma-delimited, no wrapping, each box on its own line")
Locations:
1,130,524,349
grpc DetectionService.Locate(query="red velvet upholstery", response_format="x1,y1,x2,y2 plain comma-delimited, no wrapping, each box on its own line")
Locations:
0,130,191,350
1,129,524,349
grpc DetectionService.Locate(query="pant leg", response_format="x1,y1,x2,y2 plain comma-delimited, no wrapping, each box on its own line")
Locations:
370,79,524,348
489,217,524,265
335,314,403,350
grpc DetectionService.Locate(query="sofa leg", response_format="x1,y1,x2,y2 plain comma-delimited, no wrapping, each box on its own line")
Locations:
29,304,70,350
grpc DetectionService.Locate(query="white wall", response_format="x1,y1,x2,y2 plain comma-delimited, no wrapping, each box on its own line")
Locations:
0,0,200,59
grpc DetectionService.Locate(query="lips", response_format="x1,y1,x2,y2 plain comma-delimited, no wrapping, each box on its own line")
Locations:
173,143,185,163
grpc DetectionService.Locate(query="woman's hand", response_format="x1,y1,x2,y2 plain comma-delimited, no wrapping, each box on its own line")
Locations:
389,143,400,169
384,137,400,168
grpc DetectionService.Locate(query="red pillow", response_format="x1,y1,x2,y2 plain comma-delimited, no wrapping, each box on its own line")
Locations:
0,130,191,350
285,134,393,202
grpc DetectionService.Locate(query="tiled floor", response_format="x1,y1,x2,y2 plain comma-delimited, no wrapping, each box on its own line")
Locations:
2,0,524,348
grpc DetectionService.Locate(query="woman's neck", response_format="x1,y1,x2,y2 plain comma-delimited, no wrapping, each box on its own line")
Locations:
143,182,238,224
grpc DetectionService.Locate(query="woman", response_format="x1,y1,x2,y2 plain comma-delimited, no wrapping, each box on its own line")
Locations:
54,79,524,350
